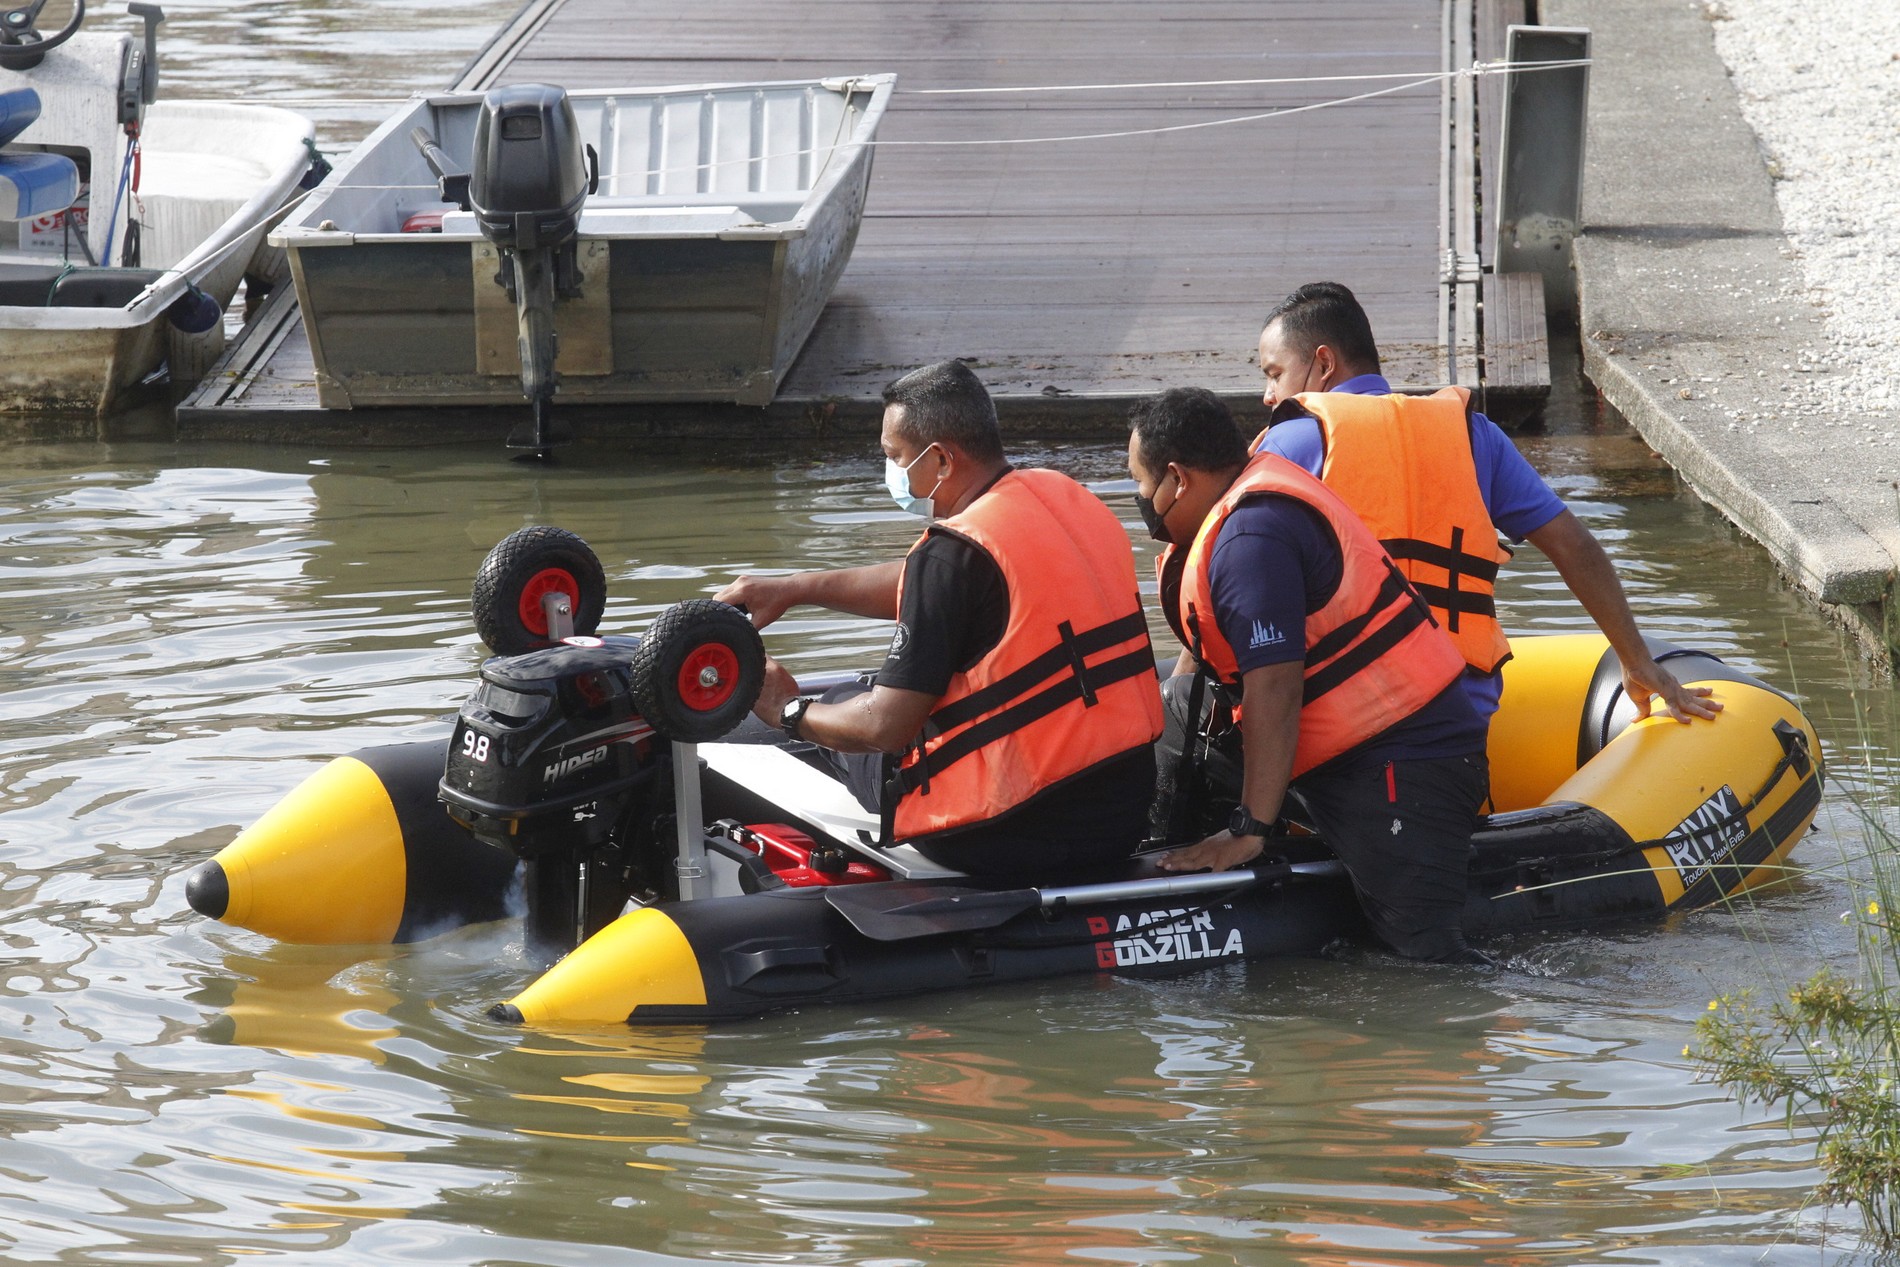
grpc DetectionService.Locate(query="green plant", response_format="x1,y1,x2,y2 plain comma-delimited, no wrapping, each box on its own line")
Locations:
1694,961,1900,1243
1690,696,1900,1247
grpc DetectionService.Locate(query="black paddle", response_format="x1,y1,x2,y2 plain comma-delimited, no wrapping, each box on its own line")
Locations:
823,859,1345,942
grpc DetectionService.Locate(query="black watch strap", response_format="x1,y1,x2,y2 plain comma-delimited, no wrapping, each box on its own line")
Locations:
1227,804,1274,839
780,696,814,741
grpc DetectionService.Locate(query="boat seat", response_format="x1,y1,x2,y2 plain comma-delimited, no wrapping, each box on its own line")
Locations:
0,86,46,147
46,267,166,308
589,193,806,217
0,88,81,221
436,206,763,238
0,151,82,222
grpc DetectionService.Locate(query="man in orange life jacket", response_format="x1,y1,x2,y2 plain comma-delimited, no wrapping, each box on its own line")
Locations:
1254,281,1720,726
716,359,1163,880
1130,387,1490,963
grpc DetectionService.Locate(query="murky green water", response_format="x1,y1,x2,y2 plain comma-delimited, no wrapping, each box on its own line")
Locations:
4,3,1897,1264
1,426,1893,1265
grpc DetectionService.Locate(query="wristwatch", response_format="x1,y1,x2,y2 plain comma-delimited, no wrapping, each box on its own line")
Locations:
779,695,815,741
1227,804,1274,840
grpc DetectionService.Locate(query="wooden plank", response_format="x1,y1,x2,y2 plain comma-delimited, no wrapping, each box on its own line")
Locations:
1478,269,1549,423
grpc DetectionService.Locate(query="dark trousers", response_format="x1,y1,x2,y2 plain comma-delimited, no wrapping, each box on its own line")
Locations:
1156,674,1489,963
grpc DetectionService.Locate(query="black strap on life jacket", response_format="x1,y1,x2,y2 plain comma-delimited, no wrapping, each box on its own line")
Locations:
923,610,1147,732
1301,558,1438,705
1379,525,1501,632
890,610,1154,797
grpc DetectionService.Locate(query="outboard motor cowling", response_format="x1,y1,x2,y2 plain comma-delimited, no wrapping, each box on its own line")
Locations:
440,635,667,956
468,83,589,253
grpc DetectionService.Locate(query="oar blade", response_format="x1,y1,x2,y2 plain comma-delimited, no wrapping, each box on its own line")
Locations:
824,881,1040,942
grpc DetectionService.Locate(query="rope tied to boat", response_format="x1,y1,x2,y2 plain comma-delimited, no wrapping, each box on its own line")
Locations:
229,58,1591,110
235,56,1597,191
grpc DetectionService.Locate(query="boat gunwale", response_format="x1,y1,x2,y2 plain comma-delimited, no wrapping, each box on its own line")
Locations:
0,99,315,330
272,73,897,249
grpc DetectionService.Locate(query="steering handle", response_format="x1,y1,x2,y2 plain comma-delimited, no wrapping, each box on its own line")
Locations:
0,0,85,67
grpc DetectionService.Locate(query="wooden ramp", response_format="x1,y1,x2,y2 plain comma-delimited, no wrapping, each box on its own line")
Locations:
179,0,1548,442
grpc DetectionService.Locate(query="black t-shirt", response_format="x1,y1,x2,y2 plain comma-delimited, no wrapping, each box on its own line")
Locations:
875,530,1010,695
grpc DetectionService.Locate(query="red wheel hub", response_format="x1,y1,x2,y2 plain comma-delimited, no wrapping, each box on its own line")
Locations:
677,643,741,712
517,568,578,636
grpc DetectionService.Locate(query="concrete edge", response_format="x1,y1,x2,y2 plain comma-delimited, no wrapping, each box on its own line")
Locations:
1549,0,1898,667
1578,328,1894,607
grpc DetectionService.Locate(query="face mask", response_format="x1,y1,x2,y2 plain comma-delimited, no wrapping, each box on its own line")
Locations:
1134,472,1177,543
885,444,944,517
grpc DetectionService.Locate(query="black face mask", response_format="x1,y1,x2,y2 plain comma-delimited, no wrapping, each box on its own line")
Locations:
1134,474,1176,544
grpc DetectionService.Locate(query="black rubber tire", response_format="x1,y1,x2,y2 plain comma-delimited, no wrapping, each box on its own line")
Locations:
629,600,766,742
471,526,607,655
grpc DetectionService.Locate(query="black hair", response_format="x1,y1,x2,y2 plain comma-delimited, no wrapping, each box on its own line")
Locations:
882,359,1004,463
1261,281,1381,373
1127,387,1248,474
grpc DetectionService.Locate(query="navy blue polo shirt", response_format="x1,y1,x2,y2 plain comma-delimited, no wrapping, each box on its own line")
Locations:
1257,373,1567,719
1206,495,1486,773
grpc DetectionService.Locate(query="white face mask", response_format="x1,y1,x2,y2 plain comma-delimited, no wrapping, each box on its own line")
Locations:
884,444,945,517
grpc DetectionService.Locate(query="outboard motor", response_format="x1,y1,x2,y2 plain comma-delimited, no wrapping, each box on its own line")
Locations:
439,636,671,958
443,529,767,958
413,83,598,459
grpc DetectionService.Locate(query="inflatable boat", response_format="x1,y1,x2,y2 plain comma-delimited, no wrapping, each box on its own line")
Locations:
183,528,1824,1025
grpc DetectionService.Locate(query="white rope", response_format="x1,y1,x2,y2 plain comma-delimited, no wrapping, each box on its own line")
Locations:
217,58,1590,112
341,70,1448,192
871,72,1443,149
243,58,1593,193
908,58,1591,96
129,186,318,302
223,98,413,108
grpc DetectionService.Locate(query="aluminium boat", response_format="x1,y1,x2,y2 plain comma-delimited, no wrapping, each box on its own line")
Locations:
269,74,895,418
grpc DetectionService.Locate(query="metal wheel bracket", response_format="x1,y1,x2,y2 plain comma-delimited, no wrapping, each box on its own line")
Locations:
540,589,575,642
672,742,709,901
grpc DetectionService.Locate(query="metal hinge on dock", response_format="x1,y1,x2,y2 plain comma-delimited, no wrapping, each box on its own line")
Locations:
1440,250,1482,286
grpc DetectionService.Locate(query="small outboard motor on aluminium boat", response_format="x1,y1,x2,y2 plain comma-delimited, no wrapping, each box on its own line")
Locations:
412,84,599,459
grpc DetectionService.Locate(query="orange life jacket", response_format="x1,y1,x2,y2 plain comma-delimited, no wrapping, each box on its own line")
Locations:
890,468,1164,841
1258,387,1514,674
1158,453,1465,777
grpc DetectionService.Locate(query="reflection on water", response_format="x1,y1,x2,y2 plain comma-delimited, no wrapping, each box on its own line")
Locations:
150,0,524,144
0,430,1892,1264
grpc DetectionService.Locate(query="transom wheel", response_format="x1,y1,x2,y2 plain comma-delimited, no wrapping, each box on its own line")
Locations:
630,600,766,742
470,526,607,655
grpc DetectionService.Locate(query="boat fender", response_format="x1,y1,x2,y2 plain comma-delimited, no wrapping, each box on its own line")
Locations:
298,137,333,191
165,283,222,334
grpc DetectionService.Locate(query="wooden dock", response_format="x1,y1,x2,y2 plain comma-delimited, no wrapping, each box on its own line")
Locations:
178,0,1547,443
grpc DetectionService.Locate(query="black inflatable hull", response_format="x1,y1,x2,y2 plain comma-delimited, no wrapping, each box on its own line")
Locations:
495,876,1369,1024
186,635,1825,1024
